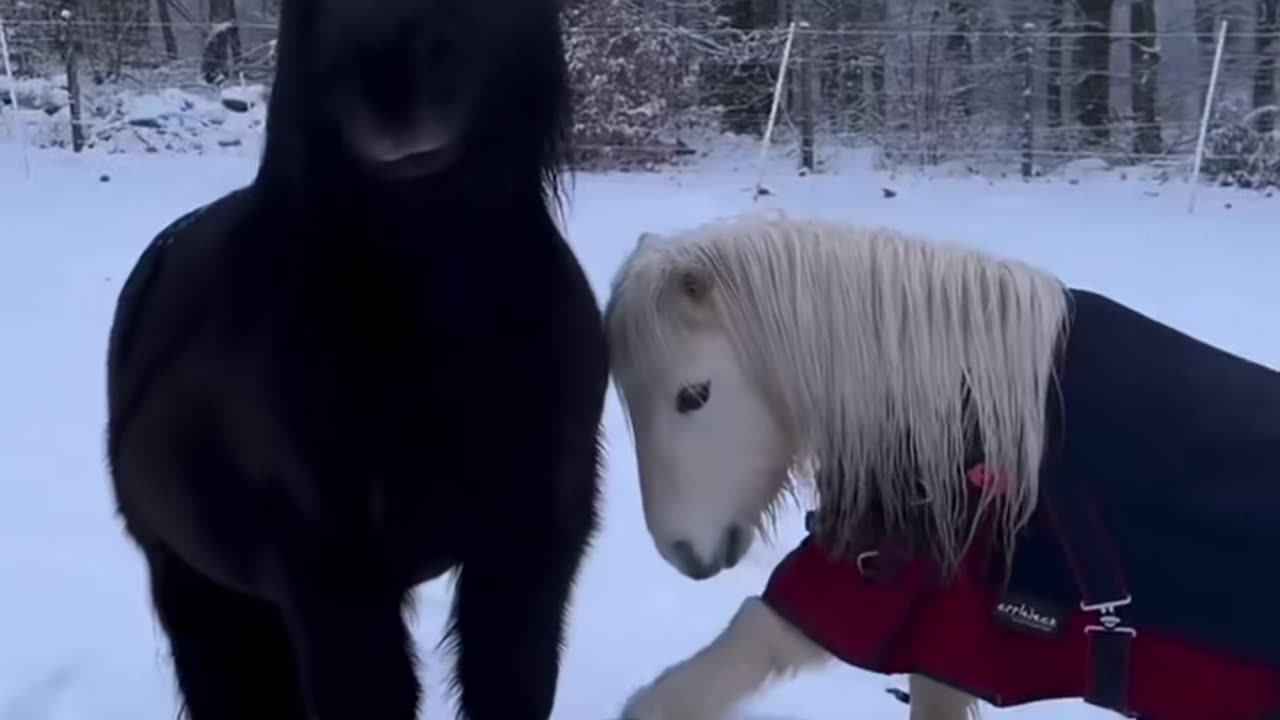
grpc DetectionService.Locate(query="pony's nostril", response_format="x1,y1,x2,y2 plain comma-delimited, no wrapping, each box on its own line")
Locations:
722,525,747,568
671,540,698,569
670,540,715,580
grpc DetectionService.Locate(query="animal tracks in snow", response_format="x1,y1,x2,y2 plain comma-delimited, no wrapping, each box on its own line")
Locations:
0,664,77,720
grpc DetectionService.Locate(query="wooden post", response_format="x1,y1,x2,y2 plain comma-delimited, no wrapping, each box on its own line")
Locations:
0,14,31,177
60,4,85,152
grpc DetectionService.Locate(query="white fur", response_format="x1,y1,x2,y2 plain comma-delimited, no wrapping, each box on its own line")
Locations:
620,596,978,720
628,328,790,573
605,213,1069,573
605,212,1069,719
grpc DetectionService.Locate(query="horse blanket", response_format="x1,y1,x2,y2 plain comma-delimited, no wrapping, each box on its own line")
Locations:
761,289,1280,720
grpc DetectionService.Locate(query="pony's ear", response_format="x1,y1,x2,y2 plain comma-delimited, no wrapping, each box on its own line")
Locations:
636,232,662,249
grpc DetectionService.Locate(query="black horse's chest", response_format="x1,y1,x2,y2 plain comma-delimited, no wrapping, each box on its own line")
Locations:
269,241,537,472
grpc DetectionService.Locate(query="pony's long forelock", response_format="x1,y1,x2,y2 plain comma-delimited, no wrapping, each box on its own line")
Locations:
605,213,1070,573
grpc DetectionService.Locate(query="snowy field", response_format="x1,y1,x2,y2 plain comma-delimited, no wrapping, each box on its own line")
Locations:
1,141,1276,720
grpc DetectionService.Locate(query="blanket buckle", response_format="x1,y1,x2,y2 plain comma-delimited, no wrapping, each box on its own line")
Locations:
856,549,881,577
1081,595,1136,637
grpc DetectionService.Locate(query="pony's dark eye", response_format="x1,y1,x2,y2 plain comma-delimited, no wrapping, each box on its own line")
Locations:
675,381,711,414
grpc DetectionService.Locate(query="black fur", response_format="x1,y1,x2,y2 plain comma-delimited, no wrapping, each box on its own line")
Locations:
104,1,606,718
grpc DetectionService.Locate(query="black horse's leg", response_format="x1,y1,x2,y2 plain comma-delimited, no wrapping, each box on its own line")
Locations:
446,454,600,720
278,578,420,720
146,546,308,720
447,537,591,720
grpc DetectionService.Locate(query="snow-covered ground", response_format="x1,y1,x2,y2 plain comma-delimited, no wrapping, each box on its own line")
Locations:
0,139,1276,720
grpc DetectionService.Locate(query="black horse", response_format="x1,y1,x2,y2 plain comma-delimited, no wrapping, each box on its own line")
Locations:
104,0,607,718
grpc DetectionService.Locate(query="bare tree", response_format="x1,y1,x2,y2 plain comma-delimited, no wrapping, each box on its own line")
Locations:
794,0,816,170
1130,0,1162,155
76,0,151,77
704,0,782,136
201,0,241,83
156,0,177,60
944,0,974,119
1046,0,1066,142
1075,0,1114,144
1254,0,1278,133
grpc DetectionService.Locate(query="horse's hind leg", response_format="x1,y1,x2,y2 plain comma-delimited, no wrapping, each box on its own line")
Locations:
146,547,307,720
277,578,420,720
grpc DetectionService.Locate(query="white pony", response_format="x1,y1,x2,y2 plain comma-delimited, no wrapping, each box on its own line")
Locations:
603,212,1071,720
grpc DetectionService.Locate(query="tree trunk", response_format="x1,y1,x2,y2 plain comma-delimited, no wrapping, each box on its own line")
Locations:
1131,0,1163,155
201,0,242,84
1046,0,1064,144
835,1,857,136
1021,24,1036,178
1193,0,1219,107
1075,0,1113,144
707,0,777,136
944,0,973,119
868,0,886,127
156,0,178,60
1254,0,1278,134
784,0,821,171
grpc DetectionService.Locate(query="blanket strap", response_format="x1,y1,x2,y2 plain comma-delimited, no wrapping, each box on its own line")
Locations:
1042,476,1137,716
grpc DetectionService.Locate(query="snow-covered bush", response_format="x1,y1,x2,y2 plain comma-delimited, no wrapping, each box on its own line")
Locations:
3,74,266,155
563,0,715,168
1200,99,1280,190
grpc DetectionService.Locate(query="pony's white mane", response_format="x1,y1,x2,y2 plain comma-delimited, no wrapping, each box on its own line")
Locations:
605,213,1071,572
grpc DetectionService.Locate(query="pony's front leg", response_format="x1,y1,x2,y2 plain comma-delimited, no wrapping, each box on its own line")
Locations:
621,595,830,720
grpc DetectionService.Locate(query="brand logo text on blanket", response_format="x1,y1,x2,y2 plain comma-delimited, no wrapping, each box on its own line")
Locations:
993,591,1065,638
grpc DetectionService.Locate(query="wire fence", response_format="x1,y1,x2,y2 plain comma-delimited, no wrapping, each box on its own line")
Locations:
0,11,1277,187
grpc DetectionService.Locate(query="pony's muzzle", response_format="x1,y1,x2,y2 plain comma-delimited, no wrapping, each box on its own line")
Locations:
668,524,748,581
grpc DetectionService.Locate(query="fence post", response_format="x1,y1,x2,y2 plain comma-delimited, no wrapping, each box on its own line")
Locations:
753,20,800,200
1188,18,1228,213
59,4,85,152
796,4,817,174
0,14,31,177
1020,22,1036,180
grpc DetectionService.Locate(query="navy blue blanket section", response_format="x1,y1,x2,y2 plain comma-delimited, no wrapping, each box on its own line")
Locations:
1003,288,1280,669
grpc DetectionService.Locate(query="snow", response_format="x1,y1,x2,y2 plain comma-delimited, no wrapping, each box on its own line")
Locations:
1,79,268,156
0,139,1276,720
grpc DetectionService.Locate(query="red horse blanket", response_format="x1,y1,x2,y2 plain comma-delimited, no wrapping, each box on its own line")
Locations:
761,530,1280,720
761,290,1280,720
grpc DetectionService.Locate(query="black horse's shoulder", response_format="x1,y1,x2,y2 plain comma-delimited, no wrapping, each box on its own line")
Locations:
106,188,255,443
109,189,250,358
107,210,198,377
542,228,610,418
115,202,208,310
